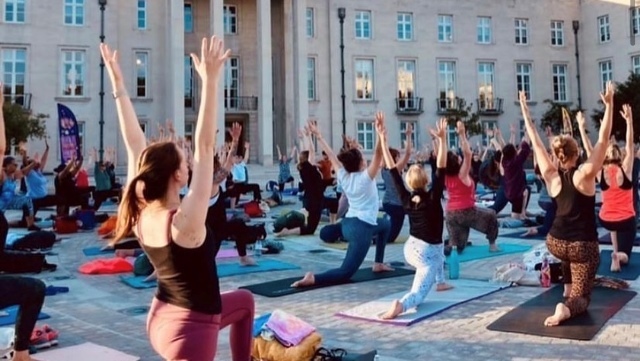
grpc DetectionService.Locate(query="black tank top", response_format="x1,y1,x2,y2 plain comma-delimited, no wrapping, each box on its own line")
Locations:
140,210,222,314
549,168,598,242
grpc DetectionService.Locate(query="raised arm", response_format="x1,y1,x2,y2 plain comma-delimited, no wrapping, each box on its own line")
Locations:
576,111,593,159
578,81,614,179
289,145,297,162
620,104,635,178
276,145,282,160
307,120,341,172
457,121,473,186
495,128,506,148
173,36,229,248
519,91,557,183
242,142,250,163
367,112,385,180
509,123,516,145
100,44,146,185
396,123,413,171
433,118,448,169
40,137,50,171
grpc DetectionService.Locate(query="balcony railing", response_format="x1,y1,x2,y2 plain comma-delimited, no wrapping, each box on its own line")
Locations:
436,97,465,115
3,93,31,110
225,96,258,111
477,97,504,115
395,97,424,115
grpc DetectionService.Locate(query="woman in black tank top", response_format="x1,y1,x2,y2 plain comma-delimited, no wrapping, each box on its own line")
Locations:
518,83,615,327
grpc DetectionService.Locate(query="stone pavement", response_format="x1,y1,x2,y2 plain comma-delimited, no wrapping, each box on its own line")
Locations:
8,166,640,361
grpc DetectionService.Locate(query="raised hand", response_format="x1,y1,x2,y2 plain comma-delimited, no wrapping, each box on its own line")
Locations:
576,111,586,128
99,44,124,88
519,91,532,120
620,104,633,123
190,36,230,82
404,122,413,136
429,118,447,139
374,112,386,135
545,126,553,138
307,120,319,136
600,81,614,105
297,129,304,139
510,123,516,134
455,120,466,136
230,122,242,141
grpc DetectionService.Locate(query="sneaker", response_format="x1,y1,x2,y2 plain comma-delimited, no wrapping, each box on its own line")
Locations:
41,325,59,346
30,328,52,349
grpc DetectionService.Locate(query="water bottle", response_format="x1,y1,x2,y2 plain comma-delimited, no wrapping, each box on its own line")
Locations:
540,257,551,288
449,246,460,280
373,354,380,361
88,192,95,208
254,240,263,257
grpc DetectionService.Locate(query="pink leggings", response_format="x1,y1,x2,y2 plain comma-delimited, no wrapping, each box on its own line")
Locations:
147,289,255,361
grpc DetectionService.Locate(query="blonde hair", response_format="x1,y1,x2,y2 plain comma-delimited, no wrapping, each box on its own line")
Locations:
551,135,579,166
604,143,622,165
404,164,429,191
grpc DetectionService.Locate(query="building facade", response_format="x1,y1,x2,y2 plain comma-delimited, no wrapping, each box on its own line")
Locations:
0,0,637,168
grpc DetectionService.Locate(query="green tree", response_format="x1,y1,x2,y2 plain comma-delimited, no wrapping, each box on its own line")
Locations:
1,102,48,154
539,99,582,138
444,101,483,137
591,72,640,141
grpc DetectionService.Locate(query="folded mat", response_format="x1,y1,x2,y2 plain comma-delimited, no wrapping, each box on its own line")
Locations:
597,250,640,280
240,268,415,298
0,306,50,326
499,231,546,241
35,342,139,361
337,279,511,326
446,243,531,264
598,233,640,246
82,246,115,256
486,285,637,340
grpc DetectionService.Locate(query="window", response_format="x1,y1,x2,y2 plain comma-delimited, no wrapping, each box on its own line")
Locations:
477,62,495,109
355,11,371,39
515,18,528,44
633,55,640,74
397,13,413,41
397,59,416,100
400,121,417,148
477,17,492,44
4,0,25,23
447,124,458,148
64,0,84,26
224,57,239,109
137,0,146,29
223,5,237,34
633,8,640,36
481,121,497,146
552,64,568,102
307,57,316,100
598,15,610,43
306,8,314,38
61,50,86,96
438,60,457,109
355,59,374,100
1,48,26,103
357,122,375,151
184,55,194,108
599,60,612,91
77,121,85,155
138,121,148,137
550,20,564,46
438,15,453,42
519,119,526,140
184,3,193,32
185,122,194,139
135,52,149,98
515,63,532,100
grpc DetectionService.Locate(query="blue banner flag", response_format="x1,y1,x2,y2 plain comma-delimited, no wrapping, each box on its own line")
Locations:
57,103,81,164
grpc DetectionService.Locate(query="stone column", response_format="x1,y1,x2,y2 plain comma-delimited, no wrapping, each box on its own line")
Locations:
210,0,225,144
168,0,185,136
257,0,274,165
292,0,308,141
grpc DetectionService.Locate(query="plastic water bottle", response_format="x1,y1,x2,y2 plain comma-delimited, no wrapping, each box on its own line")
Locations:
540,257,551,287
254,240,263,257
449,246,460,280
373,354,380,361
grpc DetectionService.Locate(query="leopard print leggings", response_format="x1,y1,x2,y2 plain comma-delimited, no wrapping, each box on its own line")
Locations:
546,235,600,317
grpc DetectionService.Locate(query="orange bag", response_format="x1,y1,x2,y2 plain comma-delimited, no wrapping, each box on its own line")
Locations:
98,215,118,236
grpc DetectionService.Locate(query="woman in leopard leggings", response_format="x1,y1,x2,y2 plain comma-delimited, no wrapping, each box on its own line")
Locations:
518,82,614,326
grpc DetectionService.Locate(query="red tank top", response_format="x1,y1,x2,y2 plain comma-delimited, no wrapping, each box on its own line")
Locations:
445,175,476,211
600,166,635,222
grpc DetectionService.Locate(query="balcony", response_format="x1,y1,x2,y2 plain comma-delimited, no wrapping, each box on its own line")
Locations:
3,93,31,110
436,97,465,115
395,97,424,115
224,96,258,112
477,97,503,115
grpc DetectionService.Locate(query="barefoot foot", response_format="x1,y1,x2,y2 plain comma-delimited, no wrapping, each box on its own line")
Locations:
489,244,502,253
291,272,315,288
239,256,257,266
380,300,404,320
372,263,395,273
436,283,454,292
521,228,538,238
617,252,629,265
611,252,621,272
544,303,571,326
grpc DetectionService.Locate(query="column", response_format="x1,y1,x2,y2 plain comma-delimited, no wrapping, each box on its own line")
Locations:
293,0,308,137
257,0,274,166
167,0,185,136
210,0,225,145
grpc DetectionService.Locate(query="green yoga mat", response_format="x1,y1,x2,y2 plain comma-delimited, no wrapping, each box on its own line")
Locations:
597,250,640,280
240,268,415,298
487,285,636,340
446,243,531,264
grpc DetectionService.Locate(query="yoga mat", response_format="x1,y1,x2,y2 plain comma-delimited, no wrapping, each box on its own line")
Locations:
487,286,637,340
597,250,640,280
322,236,409,251
217,249,238,258
120,275,156,289
82,246,115,256
36,342,139,361
500,231,547,241
598,233,640,246
240,268,415,298
0,306,49,326
446,244,531,264
337,279,511,326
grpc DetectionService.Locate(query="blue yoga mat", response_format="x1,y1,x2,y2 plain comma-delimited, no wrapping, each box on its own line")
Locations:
500,231,546,240
446,243,531,264
597,250,640,280
120,275,156,289
82,246,115,256
0,306,50,326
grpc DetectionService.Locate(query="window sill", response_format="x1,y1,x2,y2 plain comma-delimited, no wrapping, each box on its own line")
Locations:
3,21,25,25
132,97,153,103
512,101,537,106
308,99,320,104
55,96,91,102
352,100,379,104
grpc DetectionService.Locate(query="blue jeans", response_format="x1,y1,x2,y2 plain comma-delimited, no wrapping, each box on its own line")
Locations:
314,216,391,285
383,203,405,243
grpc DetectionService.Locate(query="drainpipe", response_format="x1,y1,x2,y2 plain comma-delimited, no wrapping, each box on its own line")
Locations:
572,20,582,110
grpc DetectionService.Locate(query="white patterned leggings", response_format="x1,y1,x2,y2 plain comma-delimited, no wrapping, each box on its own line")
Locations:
399,237,445,312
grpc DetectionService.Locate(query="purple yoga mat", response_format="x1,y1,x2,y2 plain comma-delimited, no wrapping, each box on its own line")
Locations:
217,249,238,259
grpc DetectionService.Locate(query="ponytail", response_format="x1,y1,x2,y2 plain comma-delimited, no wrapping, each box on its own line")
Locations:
112,176,144,246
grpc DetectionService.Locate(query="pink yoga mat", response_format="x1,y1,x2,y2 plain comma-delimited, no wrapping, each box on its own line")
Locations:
36,342,139,361
217,249,238,258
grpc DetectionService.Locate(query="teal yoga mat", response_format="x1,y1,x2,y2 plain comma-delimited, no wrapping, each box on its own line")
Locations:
82,246,115,256
597,250,640,280
500,231,546,240
446,243,531,264
120,275,155,289
0,306,50,326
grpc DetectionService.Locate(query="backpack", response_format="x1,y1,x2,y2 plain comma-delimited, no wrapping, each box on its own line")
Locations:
244,201,265,218
273,211,306,232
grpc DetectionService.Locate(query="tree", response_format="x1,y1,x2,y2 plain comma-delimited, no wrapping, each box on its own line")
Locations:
591,72,640,142
444,101,483,137
1,103,48,154
539,99,582,138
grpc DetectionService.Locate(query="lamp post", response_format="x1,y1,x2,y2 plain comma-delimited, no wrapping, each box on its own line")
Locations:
98,0,107,162
572,20,582,110
338,8,346,146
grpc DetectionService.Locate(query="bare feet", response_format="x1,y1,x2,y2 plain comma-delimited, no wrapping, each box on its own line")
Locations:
115,249,135,258
521,228,538,237
611,252,621,272
380,300,403,320
291,272,315,288
436,283,454,291
563,283,572,298
618,252,629,265
489,244,501,253
239,256,257,266
544,302,571,326
372,263,395,273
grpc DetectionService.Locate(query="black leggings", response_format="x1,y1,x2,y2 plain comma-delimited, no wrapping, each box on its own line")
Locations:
0,276,46,351
300,196,323,236
599,216,637,259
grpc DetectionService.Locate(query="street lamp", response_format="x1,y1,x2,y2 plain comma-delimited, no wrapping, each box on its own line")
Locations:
98,0,107,162
572,20,582,110
338,8,346,146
